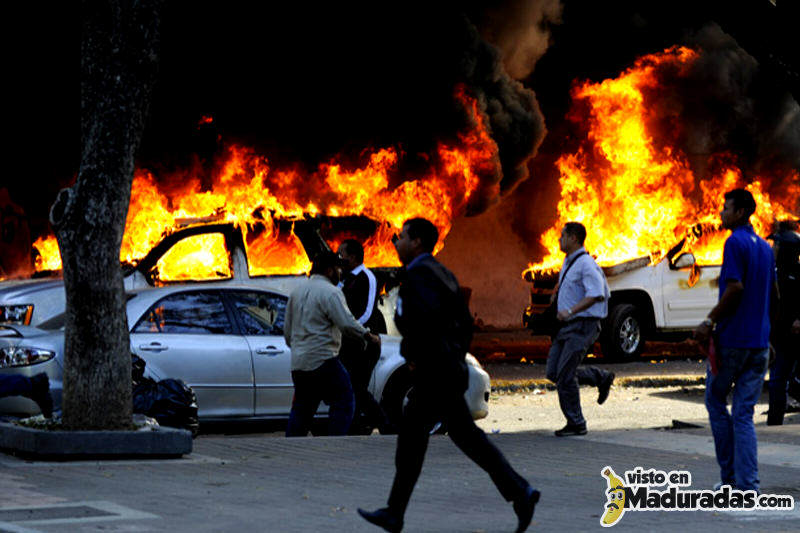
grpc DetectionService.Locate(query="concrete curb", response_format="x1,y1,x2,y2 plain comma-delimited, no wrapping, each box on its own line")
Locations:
491,374,706,393
0,422,192,460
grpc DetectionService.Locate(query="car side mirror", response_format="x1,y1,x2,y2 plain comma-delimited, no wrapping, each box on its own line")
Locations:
673,253,696,269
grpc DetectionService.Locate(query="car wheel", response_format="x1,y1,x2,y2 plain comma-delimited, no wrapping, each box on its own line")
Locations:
600,303,644,361
379,365,413,434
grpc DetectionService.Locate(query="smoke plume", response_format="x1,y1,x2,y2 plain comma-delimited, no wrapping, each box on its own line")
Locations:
653,24,800,195
474,0,563,80
456,6,557,214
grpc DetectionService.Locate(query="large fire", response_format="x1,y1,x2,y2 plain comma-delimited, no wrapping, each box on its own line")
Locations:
525,46,800,278
32,87,495,282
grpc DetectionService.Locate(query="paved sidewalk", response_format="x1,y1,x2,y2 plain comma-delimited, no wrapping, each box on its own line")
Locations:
485,359,707,390
1,424,797,532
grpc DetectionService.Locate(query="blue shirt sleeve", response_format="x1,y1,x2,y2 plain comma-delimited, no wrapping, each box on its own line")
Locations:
720,236,745,284
581,259,606,298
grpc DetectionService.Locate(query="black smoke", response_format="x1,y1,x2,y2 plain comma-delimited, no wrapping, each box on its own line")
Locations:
137,2,555,215
509,0,800,260
665,23,800,180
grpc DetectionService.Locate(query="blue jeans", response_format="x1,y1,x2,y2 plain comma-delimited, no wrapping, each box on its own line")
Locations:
705,347,769,491
286,358,355,437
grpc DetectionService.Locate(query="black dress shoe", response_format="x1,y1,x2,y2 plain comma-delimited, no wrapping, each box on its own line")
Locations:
29,373,53,418
357,507,403,533
554,423,587,437
597,372,615,405
513,485,540,533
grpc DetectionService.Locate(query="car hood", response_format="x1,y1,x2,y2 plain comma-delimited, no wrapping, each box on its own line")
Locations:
0,278,65,299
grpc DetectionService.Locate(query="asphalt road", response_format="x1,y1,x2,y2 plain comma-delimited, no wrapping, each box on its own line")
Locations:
2,421,798,532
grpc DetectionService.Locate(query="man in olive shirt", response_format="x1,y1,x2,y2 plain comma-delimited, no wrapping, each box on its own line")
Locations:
284,251,380,437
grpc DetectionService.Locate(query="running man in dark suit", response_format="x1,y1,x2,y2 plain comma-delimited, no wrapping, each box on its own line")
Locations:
358,218,539,533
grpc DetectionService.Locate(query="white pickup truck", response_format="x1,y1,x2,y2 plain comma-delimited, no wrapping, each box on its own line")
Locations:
523,241,719,360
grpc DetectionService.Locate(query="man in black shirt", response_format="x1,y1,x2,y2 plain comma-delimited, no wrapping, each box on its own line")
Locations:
767,220,800,425
337,239,388,434
357,219,539,533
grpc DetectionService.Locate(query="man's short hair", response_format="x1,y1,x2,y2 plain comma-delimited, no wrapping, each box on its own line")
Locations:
340,239,364,264
777,219,799,233
724,188,757,218
310,250,339,275
404,218,439,253
563,222,587,245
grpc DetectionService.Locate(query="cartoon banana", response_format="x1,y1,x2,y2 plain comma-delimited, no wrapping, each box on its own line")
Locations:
601,467,626,527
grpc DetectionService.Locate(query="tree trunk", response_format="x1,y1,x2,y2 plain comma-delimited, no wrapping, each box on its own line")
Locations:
50,0,162,430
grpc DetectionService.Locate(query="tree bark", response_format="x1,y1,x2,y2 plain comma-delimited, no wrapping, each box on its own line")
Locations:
51,0,162,429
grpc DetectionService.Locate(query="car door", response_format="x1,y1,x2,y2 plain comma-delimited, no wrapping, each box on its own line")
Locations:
662,255,721,328
225,289,295,416
130,289,255,419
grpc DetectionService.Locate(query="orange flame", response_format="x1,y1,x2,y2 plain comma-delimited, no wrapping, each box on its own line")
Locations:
33,236,62,272
525,46,800,278
33,88,496,282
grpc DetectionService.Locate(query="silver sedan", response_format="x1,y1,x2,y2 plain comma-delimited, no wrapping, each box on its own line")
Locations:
0,283,490,427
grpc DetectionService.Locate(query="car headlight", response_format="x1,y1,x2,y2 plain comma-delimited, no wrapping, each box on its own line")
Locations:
0,346,54,368
0,305,34,325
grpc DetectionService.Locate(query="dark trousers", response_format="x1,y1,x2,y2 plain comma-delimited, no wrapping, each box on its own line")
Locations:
0,374,33,398
768,334,798,425
386,381,529,517
546,318,607,426
340,339,387,433
286,358,354,437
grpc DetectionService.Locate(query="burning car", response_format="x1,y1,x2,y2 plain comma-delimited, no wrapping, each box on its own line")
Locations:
524,235,720,360
519,46,798,360
0,217,391,327
0,217,491,426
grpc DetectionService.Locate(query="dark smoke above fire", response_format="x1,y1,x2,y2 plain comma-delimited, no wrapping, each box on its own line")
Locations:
135,2,556,217
509,0,800,265
676,24,800,178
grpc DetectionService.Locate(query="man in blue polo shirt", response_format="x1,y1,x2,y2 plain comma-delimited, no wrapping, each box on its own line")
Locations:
694,188,778,492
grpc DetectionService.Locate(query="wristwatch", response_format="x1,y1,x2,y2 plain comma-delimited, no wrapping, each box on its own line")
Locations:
566,308,573,316
701,318,714,327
